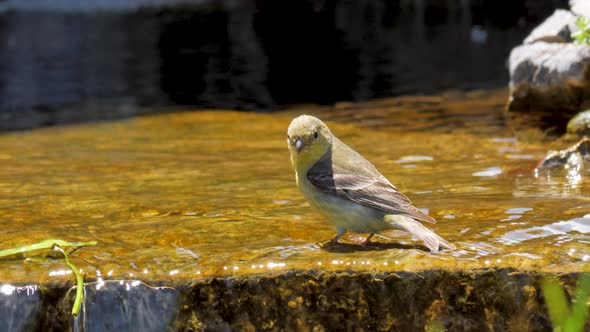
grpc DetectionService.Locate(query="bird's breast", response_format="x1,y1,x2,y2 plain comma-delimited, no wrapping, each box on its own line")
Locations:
297,173,388,233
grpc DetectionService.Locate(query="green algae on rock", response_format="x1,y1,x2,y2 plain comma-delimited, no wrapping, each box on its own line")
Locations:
567,110,590,137
175,269,590,331
3,269,587,331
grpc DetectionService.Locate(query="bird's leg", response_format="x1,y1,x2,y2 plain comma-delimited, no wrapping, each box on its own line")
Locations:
362,233,374,245
331,226,347,244
318,227,346,248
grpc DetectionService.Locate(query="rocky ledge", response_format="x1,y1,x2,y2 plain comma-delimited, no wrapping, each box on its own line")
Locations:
1,268,587,331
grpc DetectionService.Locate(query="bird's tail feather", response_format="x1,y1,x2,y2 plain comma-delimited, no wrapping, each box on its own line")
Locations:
385,215,456,252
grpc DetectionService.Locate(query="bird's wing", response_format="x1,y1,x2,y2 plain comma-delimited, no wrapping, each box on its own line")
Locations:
307,163,436,224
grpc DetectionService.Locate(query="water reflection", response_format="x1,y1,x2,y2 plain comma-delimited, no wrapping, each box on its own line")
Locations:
0,0,569,129
472,166,502,177
498,216,590,245
505,207,533,214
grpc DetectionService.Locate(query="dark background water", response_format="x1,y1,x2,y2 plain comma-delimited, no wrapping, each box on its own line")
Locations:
0,0,569,129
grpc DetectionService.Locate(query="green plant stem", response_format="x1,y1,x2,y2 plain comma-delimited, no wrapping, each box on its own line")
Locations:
0,239,96,316
0,239,97,257
53,245,85,316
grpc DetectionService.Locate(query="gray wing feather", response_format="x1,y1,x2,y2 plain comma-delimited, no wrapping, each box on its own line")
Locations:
307,145,436,224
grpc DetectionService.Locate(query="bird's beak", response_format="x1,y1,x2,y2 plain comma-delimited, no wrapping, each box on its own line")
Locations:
295,138,303,154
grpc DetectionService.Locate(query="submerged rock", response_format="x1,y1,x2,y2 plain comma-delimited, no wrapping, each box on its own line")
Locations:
567,109,590,136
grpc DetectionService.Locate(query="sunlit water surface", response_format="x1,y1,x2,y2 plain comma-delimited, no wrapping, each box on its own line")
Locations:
1,90,589,283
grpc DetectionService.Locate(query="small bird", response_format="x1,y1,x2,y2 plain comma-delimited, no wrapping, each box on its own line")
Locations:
287,115,455,252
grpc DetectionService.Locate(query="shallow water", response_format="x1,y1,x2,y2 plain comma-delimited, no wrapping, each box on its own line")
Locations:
1,89,589,283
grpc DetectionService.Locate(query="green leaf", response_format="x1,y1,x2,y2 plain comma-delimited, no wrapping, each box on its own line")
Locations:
0,239,97,257
53,245,85,316
566,274,590,332
542,276,570,330
573,16,590,45
542,274,590,332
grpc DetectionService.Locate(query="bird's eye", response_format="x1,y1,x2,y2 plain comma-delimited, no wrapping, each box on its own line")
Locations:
313,131,318,140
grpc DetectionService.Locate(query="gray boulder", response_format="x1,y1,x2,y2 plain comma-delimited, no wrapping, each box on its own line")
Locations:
523,9,577,44
508,42,590,112
507,7,590,119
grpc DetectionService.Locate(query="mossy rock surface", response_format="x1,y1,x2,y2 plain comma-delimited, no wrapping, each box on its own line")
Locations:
178,269,558,331
5,268,588,331
567,110,590,137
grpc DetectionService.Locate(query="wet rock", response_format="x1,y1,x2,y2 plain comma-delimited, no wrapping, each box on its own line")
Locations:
567,109,590,137
535,137,590,170
177,269,569,331
523,10,577,44
78,281,180,332
1,269,589,330
0,285,42,332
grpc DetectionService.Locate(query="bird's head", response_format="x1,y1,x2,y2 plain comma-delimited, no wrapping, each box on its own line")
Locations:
287,115,333,168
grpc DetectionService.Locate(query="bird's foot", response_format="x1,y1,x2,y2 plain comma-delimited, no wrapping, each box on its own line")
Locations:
361,234,374,246
316,237,341,249
346,234,374,246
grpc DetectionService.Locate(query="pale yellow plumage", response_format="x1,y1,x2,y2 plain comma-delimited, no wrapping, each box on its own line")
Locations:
287,115,455,252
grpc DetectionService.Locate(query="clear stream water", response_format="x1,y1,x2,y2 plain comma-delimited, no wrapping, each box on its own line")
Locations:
0,89,589,284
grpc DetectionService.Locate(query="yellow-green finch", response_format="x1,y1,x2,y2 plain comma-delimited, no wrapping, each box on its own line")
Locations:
287,115,455,252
